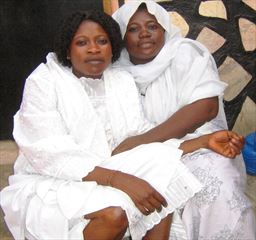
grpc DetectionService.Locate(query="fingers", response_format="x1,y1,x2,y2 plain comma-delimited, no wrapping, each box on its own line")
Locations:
229,142,241,155
229,137,244,154
148,197,163,212
136,203,151,215
231,136,245,149
136,201,162,216
224,142,240,159
136,191,167,216
142,196,164,215
224,146,236,159
228,131,244,146
146,191,167,214
122,175,168,216
153,190,168,207
227,131,245,156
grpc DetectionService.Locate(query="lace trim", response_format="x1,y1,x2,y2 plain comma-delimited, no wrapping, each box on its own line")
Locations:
127,167,202,240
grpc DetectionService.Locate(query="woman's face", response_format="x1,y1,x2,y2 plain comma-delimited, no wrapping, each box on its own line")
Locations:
124,8,165,65
68,20,112,79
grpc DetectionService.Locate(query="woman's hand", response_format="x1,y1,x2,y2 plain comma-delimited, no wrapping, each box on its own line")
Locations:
112,135,145,156
111,171,167,215
208,130,245,158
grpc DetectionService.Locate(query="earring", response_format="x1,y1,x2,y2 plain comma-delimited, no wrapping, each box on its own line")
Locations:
67,56,70,60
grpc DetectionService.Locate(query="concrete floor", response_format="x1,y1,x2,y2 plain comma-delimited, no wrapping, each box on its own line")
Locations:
0,140,255,239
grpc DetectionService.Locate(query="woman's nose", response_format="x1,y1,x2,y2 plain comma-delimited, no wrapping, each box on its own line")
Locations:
139,28,151,38
88,42,100,53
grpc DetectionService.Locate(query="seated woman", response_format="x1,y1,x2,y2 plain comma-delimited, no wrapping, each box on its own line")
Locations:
0,10,245,240
112,1,256,239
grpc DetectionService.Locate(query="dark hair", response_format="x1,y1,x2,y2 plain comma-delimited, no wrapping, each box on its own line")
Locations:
137,2,147,11
54,10,123,67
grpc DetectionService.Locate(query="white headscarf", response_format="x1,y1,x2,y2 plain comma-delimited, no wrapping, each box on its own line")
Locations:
113,0,227,127
112,0,182,91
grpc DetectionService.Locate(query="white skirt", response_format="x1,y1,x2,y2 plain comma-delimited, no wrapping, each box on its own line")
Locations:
0,143,202,240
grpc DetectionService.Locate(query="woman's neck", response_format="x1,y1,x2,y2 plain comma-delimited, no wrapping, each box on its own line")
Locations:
129,56,155,65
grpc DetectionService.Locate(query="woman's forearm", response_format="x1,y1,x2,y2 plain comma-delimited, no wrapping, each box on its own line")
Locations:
179,134,209,155
82,166,116,186
141,97,218,142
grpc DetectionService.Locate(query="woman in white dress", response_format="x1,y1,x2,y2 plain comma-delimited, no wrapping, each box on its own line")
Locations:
112,1,256,239
0,9,245,240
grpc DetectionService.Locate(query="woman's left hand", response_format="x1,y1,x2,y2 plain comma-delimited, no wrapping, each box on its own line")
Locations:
208,130,245,159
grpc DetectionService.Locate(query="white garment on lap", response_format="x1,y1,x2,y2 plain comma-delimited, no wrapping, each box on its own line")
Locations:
9,143,202,240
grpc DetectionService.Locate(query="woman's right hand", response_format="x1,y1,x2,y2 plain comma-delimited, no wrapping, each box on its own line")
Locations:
110,171,167,215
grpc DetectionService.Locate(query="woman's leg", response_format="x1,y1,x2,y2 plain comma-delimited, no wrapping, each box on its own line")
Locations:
83,206,128,240
143,214,172,240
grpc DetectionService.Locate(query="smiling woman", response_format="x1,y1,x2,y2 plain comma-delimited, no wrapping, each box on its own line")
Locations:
124,4,165,64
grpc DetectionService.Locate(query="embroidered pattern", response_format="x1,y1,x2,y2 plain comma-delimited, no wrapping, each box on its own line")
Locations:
211,225,244,240
228,190,249,212
192,168,223,207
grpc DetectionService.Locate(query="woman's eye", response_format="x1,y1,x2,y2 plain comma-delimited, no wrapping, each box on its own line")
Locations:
127,26,138,33
148,24,158,31
76,40,87,46
96,39,108,45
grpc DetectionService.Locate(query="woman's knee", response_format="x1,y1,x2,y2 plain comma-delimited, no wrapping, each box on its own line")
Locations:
102,207,128,229
83,207,128,240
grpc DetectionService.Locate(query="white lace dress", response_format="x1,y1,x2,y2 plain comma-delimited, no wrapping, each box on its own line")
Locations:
0,54,203,240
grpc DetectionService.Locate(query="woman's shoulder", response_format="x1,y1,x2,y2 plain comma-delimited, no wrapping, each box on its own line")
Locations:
172,38,211,67
177,38,210,57
27,56,52,81
28,63,48,79
24,54,58,92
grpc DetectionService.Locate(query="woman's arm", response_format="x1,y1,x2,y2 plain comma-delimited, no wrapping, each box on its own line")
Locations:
83,167,167,215
139,97,218,141
112,97,218,155
179,130,244,158
112,130,244,159
15,66,103,181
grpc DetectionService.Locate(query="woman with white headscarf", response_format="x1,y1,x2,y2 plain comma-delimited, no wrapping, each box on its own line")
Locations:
112,1,256,239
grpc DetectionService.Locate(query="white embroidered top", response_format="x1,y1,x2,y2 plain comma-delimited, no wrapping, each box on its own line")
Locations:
81,77,115,149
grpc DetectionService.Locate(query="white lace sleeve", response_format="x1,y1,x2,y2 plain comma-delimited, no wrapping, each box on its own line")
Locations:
13,64,103,181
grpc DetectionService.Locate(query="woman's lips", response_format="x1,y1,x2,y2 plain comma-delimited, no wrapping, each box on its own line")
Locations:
85,58,104,64
138,41,154,48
